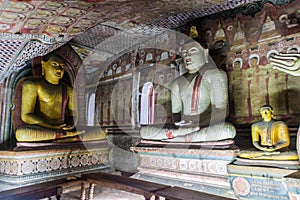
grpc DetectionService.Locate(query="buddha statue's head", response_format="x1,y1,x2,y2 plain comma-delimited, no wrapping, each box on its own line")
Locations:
181,41,209,74
260,105,273,122
41,53,66,84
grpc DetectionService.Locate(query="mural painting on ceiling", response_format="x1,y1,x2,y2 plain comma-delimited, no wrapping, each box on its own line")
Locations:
0,1,99,36
0,1,103,81
192,1,300,125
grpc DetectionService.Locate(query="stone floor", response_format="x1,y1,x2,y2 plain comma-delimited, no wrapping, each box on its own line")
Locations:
57,184,164,200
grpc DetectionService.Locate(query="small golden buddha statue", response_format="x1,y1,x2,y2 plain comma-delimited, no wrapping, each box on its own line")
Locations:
239,105,298,160
252,105,290,151
189,26,199,39
15,53,107,142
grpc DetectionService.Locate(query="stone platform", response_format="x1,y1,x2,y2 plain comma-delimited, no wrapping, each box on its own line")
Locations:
131,140,239,199
228,164,299,200
0,140,111,183
283,170,300,200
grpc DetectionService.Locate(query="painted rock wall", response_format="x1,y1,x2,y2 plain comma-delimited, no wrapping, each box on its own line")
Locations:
191,1,300,125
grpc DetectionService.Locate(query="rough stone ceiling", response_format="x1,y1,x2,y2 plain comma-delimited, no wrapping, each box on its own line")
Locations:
0,0,262,82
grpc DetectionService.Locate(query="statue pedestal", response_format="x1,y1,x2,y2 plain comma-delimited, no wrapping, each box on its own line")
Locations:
283,170,300,200
228,164,299,200
0,140,112,183
131,140,238,199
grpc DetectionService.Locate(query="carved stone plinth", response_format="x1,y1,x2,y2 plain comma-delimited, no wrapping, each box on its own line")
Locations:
131,140,238,199
228,164,298,200
0,140,112,183
283,170,300,200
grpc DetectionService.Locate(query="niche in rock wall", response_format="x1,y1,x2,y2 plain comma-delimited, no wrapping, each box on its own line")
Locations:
96,48,179,128
95,51,135,127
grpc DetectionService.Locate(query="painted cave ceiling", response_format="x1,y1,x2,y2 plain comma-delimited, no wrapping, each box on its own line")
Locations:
0,0,293,84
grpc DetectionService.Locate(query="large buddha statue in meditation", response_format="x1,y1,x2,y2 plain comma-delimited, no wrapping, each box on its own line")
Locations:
140,41,236,142
14,53,107,142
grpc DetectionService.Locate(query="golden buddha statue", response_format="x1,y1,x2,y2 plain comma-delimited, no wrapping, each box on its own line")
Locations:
15,53,107,142
140,41,236,142
189,26,199,39
239,105,298,160
252,105,290,152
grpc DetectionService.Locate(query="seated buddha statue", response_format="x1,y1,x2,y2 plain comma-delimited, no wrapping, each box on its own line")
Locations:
140,41,236,142
239,105,298,160
14,53,107,142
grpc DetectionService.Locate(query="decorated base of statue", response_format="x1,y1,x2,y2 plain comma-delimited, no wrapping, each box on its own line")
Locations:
131,140,238,199
233,156,300,169
228,164,298,200
283,170,300,200
0,140,112,183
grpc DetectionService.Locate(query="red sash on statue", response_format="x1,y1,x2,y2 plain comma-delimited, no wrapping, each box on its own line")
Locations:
191,68,205,114
61,83,67,119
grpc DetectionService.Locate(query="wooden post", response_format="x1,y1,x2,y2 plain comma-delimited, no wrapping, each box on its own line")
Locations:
80,182,86,200
88,183,95,200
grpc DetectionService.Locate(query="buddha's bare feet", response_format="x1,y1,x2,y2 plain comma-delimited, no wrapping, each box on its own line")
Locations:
65,130,85,137
54,137,80,143
80,129,107,141
176,126,200,136
174,120,193,126
164,126,200,139
238,150,280,159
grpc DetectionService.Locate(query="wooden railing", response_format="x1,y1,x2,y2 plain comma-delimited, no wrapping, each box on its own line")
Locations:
0,172,236,200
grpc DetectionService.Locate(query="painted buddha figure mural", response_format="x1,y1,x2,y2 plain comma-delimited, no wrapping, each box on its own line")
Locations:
14,53,107,142
140,41,236,142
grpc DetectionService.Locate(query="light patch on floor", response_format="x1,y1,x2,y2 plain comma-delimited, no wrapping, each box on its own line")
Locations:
58,185,164,200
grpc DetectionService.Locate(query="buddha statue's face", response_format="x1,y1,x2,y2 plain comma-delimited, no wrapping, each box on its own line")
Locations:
42,56,66,84
182,42,208,74
260,108,273,122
